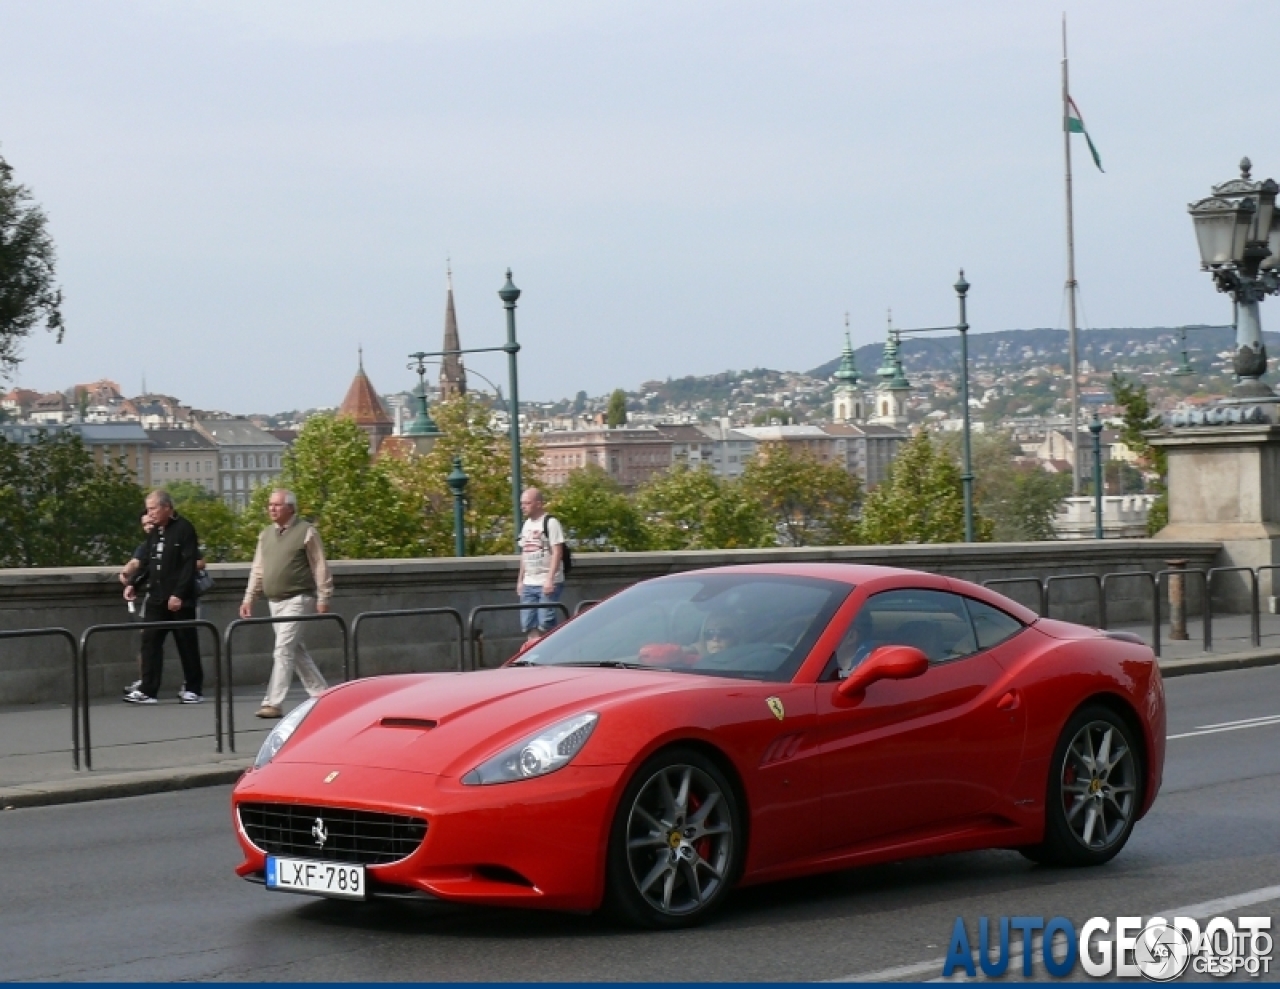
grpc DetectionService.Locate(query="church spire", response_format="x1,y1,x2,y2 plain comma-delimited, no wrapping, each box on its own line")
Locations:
833,313,860,386
439,262,467,400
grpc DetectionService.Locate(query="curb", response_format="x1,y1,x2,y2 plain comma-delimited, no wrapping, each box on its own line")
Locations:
0,759,252,810
1158,649,1280,677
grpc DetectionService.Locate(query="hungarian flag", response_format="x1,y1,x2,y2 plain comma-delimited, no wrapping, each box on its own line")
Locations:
1066,96,1104,172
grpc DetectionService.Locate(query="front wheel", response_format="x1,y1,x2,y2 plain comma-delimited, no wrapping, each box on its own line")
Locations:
1022,704,1143,867
604,748,742,928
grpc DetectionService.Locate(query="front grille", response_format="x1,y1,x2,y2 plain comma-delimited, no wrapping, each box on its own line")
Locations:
238,802,428,865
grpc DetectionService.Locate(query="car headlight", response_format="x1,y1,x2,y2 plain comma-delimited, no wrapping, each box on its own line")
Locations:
254,697,318,769
462,712,598,785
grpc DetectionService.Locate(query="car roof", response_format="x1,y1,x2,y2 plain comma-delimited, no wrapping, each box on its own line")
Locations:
664,562,1040,624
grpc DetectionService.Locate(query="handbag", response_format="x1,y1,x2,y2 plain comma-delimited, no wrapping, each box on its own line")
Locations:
194,569,216,597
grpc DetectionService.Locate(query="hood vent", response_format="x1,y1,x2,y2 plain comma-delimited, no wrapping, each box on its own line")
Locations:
380,717,438,730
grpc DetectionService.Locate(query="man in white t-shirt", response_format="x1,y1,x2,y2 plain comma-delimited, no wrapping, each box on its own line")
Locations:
516,487,565,640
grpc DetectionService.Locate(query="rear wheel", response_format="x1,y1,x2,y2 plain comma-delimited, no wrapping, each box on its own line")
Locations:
1022,704,1142,867
604,748,742,928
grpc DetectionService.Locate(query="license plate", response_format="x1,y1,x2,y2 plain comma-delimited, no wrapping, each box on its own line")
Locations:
265,855,366,900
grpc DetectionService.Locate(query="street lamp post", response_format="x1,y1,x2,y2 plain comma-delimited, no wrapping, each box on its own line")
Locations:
1188,158,1280,400
498,270,524,538
1089,414,1103,539
446,456,469,557
894,271,976,542
955,271,974,543
405,268,526,539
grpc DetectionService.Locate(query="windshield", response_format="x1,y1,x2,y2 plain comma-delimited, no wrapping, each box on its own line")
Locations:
517,572,852,682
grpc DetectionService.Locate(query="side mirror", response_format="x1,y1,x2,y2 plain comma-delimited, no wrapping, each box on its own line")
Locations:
836,644,929,701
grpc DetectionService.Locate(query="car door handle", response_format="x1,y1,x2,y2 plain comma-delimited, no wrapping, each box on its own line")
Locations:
997,690,1021,712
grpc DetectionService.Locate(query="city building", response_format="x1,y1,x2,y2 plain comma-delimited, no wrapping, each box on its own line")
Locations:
1053,495,1156,539
194,418,287,508
538,425,674,488
821,422,907,488
657,421,759,479
337,352,394,454
0,421,152,485
146,426,219,494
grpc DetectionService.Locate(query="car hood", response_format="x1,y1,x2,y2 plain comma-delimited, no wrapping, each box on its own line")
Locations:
272,667,699,778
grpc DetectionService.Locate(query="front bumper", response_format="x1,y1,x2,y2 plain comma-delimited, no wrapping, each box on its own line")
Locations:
232,760,625,911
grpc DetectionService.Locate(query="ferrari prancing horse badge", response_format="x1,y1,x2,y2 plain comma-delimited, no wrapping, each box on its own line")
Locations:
766,696,785,721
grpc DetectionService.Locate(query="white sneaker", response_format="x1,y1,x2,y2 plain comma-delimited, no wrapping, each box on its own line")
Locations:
123,689,157,705
177,690,204,704
122,679,142,695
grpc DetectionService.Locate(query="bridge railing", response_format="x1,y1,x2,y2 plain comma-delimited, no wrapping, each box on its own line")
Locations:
0,628,80,769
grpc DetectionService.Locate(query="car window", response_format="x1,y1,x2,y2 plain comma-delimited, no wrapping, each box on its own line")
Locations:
963,597,1025,650
833,588,978,673
520,573,852,682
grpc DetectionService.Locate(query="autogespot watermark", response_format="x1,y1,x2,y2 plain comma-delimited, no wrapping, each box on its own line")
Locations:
943,914,1273,980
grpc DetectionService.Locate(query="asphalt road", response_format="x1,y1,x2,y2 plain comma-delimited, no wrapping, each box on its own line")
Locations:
1,666,1278,982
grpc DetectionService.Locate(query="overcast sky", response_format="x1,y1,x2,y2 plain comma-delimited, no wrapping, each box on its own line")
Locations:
1,1,1275,412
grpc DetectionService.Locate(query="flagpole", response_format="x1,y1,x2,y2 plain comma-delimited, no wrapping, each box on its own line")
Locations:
1063,14,1080,498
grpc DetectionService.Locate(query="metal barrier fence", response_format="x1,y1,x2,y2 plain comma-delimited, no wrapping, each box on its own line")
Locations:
1044,574,1103,628
350,607,465,679
465,602,571,670
19,566,1280,772
1207,566,1261,650
1099,571,1158,645
223,613,349,754
79,619,222,770
980,577,1046,615
0,628,80,769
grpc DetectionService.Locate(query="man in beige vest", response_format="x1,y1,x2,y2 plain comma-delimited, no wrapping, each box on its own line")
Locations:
240,489,333,719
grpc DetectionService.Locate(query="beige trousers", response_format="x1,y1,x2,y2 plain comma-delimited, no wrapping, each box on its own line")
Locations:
263,594,328,708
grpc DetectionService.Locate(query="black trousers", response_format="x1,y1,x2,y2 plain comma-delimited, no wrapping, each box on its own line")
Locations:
139,604,203,698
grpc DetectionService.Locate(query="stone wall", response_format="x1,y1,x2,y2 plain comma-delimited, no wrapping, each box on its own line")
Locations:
0,539,1220,706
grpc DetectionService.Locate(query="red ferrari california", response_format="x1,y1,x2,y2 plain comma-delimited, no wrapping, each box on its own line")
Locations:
231,563,1165,927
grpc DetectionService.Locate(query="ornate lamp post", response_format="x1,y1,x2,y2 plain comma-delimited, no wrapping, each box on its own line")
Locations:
498,270,524,538
954,271,974,543
406,268,526,539
1089,414,1104,539
446,456,469,557
404,353,441,449
1188,158,1280,399
892,271,975,542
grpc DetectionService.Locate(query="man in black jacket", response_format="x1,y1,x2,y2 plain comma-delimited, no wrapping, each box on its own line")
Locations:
122,490,205,704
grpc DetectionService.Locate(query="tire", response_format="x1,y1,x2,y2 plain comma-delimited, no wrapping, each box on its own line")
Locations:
1022,704,1143,867
604,747,743,929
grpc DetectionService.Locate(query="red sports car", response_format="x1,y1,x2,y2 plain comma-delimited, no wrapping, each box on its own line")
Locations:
231,563,1165,928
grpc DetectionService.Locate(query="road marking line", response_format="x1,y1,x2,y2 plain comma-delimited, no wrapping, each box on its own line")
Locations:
1187,713,1280,731
1169,714,1280,740
828,882,1280,983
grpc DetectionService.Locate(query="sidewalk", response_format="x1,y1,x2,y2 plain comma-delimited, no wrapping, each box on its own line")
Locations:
2,617,1279,811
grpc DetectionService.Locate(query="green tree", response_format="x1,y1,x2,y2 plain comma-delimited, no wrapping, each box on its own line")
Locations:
635,466,774,550
547,465,651,551
0,430,142,566
740,442,861,546
1111,372,1168,533
166,480,244,562
860,430,991,544
249,414,422,560
0,154,64,378
381,394,544,556
606,389,628,428
937,431,1069,541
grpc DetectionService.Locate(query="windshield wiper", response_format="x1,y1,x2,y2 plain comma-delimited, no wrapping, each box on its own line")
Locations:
557,660,651,670
508,659,539,666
